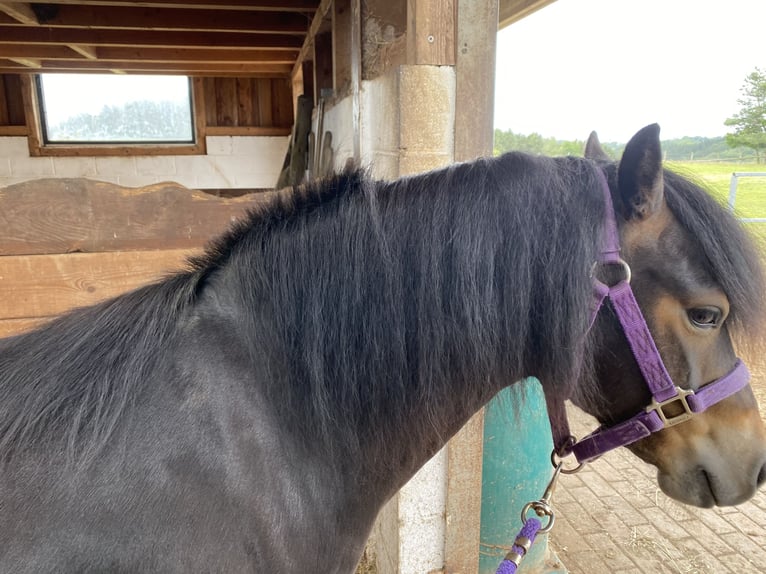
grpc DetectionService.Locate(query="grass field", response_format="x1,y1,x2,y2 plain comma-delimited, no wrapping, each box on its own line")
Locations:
667,161,766,221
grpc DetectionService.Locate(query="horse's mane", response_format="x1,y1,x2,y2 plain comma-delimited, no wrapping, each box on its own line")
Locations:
191,155,608,461
0,274,199,464
1,153,761,468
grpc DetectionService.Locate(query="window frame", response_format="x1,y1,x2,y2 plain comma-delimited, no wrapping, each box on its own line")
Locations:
22,75,206,157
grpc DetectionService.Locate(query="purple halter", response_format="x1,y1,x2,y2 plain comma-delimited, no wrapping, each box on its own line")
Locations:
553,170,751,463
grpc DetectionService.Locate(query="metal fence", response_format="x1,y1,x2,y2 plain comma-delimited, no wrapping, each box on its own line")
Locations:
728,172,766,222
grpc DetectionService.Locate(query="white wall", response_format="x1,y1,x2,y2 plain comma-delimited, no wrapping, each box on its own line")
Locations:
0,135,289,189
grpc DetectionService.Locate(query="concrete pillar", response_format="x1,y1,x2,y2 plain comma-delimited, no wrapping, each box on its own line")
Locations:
372,63,456,574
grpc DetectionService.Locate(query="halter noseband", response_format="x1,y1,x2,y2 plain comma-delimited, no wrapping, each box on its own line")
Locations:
553,169,751,464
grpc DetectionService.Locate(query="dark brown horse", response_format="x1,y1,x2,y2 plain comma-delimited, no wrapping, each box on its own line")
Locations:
0,124,763,572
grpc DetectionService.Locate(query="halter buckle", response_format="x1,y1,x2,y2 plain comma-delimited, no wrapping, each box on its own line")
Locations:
646,387,695,427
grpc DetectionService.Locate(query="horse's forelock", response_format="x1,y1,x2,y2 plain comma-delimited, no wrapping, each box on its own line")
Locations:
664,169,766,349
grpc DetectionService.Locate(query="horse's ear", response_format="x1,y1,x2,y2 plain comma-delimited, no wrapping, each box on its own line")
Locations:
584,131,610,161
616,123,664,220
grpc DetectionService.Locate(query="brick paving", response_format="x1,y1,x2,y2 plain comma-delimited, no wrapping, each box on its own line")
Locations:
549,406,766,574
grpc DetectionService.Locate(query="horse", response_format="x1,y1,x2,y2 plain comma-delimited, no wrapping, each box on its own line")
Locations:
0,124,764,572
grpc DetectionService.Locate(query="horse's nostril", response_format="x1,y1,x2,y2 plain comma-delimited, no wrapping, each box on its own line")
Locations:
758,463,766,487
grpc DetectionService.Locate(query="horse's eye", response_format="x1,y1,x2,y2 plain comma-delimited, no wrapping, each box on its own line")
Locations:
687,307,722,329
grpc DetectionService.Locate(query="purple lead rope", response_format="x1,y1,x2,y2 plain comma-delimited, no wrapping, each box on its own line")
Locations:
494,518,542,574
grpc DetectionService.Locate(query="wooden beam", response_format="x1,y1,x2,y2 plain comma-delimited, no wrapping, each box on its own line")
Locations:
67,44,98,59
0,249,197,320
0,26,304,50
406,0,455,66
313,30,333,101
0,64,294,77
25,0,318,11
332,0,351,96
350,0,360,161
498,0,556,29
24,5,311,33
0,2,37,24
0,178,263,257
0,45,298,64
205,126,291,136
8,57,41,68
454,0,497,161
291,0,332,79
0,125,29,135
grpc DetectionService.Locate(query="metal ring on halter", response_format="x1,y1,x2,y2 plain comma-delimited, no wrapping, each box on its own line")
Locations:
521,501,555,534
590,258,632,286
551,440,586,475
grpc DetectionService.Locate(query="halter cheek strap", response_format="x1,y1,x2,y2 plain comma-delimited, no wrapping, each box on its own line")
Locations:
553,169,752,464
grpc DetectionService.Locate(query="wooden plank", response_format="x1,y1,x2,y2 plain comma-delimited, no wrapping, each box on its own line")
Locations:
34,0,317,10
1,62,294,76
0,125,27,135
291,0,333,79
0,2,37,24
214,77,236,126
444,411,485,573
204,125,290,136
202,76,217,126
0,26,305,50
498,0,555,29
28,5,310,34
3,73,24,125
272,78,294,128
0,45,298,64
0,74,8,125
333,0,351,96
350,0,361,160
442,5,498,570
256,78,273,127
313,30,333,101
0,178,267,256
190,76,206,153
454,0,497,162
406,0,455,66
236,78,254,126
0,249,197,320
19,74,42,153
301,59,314,104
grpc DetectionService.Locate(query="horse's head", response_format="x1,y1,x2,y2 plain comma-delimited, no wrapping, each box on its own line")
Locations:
579,124,766,507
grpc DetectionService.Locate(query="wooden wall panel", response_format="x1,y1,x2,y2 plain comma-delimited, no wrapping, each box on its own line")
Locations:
203,77,293,129
0,178,271,338
0,249,196,321
0,178,265,256
0,73,24,126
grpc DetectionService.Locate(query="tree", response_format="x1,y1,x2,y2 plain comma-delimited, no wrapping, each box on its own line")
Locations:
725,67,766,163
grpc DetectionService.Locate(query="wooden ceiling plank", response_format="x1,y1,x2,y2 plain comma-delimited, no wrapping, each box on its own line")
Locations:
0,45,82,59
29,0,318,11
0,2,37,24
8,57,41,68
498,0,556,29
0,26,304,49
92,46,299,63
68,44,98,59
25,5,312,34
28,60,294,74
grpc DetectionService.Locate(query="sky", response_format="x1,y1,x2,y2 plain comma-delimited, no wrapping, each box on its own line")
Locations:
494,0,766,143
39,74,190,127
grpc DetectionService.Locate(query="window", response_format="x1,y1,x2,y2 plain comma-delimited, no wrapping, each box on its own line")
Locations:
37,74,194,145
